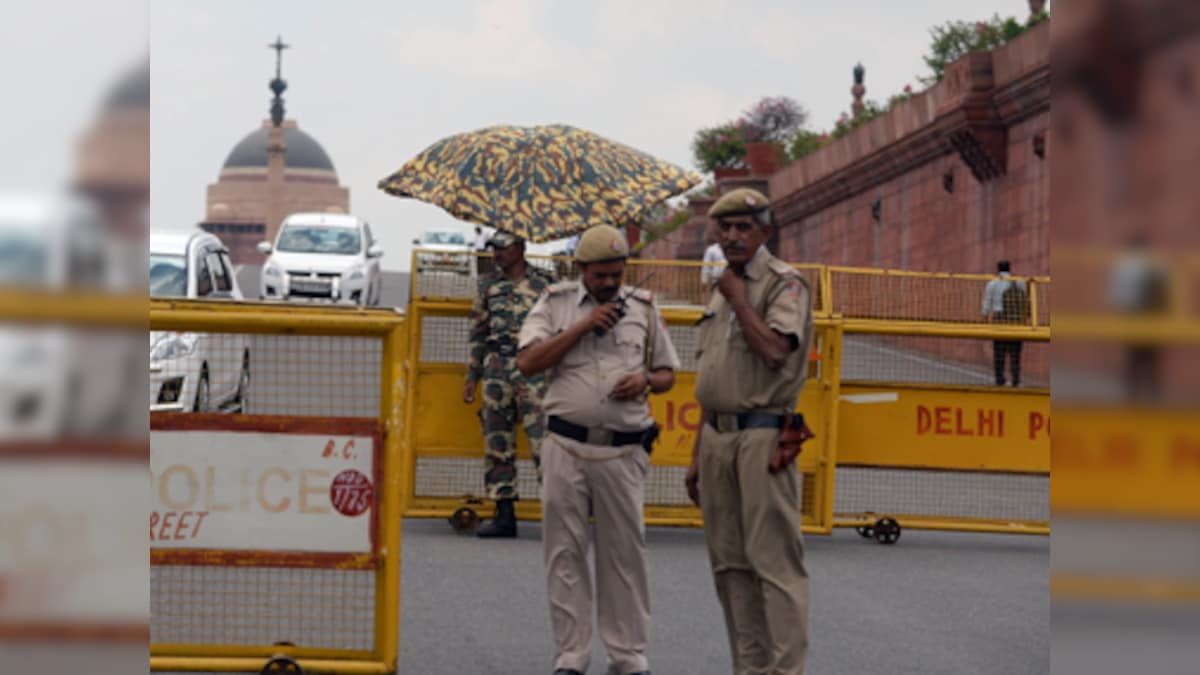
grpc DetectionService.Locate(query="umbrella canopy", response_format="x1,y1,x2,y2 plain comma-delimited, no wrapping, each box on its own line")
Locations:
378,124,701,243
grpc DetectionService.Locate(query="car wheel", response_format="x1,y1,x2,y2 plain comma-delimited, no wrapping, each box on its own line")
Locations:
193,368,210,413
234,352,250,413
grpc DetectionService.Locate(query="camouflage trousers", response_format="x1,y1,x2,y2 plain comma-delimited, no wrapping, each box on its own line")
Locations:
479,353,547,500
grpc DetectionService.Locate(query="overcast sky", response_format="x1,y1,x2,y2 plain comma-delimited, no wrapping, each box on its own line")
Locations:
0,1,145,193
150,0,1019,271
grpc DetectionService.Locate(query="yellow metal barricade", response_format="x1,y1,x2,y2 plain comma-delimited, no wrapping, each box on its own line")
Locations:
404,255,841,532
829,264,1051,538
148,299,406,674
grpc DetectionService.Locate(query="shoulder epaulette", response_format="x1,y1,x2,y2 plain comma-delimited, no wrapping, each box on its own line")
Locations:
546,280,577,296
628,287,654,304
766,257,798,278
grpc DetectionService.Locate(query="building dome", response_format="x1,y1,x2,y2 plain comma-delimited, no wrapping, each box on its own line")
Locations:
103,61,149,112
222,125,336,173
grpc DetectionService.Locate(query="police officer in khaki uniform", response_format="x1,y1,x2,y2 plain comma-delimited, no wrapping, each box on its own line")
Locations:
685,189,815,675
517,224,680,675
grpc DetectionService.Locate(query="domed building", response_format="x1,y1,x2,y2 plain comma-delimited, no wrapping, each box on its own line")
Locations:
200,38,349,264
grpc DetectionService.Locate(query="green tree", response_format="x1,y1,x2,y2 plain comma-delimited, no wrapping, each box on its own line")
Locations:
921,12,1046,85
691,122,748,173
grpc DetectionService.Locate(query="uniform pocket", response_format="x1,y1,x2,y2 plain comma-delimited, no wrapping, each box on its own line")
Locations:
613,322,646,363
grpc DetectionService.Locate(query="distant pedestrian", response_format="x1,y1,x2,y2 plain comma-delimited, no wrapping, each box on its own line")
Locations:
700,229,726,303
1108,235,1169,399
981,260,1029,386
472,225,490,251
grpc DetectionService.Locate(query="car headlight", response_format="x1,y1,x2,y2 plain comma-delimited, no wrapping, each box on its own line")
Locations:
263,264,281,278
150,332,199,361
347,266,364,280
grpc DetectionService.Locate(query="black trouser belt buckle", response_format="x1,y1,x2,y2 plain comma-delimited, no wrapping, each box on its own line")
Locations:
548,415,646,447
707,412,787,433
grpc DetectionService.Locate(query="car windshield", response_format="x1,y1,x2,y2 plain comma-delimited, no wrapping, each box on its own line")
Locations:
150,254,187,297
422,231,466,245
0,232,48,284
277,226,361,254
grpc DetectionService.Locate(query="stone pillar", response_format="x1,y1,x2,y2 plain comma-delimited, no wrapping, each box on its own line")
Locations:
264,122,288,246
851,62,866,116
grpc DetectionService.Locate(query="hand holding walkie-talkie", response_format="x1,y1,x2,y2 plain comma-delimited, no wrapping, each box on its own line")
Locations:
592,272,656,336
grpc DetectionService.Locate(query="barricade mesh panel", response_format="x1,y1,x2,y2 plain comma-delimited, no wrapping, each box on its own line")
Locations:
151,565,375,651
1034,280,1050,326
841,334,1048,387
414,457,539,500
411,256,824,310
419,316,470,364
834,467,1048,522
831,269,1042,325
666,324,700,373
150,333,381,417
414,457,817,516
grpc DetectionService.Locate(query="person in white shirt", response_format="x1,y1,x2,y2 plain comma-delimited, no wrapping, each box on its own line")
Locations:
472,225,490,252
981,260,1029,386
700,230,727,304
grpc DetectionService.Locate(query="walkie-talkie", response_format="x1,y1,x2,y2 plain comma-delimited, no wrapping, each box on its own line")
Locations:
593,272,657,336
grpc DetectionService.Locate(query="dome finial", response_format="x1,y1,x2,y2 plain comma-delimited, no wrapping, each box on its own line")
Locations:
268,35,290,127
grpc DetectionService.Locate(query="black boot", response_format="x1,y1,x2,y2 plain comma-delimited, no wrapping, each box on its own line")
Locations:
476,498,517,538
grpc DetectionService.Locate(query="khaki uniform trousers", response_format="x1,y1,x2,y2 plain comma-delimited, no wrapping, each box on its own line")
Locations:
699,426,809,675
541,432,651,675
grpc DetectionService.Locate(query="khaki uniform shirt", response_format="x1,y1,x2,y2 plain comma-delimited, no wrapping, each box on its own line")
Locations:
694,248,814,414
519,281,681,432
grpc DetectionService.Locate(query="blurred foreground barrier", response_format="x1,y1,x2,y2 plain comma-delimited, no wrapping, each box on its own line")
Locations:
148,299,406,674
1052,311,1200,607
0,290,148,649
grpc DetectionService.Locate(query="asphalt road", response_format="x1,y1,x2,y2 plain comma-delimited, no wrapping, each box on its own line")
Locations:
154,522,1048,675
397,519,1049,675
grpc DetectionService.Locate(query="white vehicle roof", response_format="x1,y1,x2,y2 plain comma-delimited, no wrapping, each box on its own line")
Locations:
0,191,96,234
149,229,224,255
281,212,362,229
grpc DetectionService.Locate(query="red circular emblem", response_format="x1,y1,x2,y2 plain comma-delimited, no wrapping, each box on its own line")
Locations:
330,469,373,517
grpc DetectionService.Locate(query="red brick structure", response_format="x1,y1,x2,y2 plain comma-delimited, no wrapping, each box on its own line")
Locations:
642,21,1050,281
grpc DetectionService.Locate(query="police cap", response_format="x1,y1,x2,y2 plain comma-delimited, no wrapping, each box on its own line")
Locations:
707,188,771,219
488,231,522,249
574,224,629,263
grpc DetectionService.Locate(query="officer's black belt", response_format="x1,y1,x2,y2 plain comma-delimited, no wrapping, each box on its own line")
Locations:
548,415,649,447
707,412,787,433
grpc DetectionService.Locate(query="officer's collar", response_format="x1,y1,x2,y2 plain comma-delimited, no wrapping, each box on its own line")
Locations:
742,246,769,281
577,281,624,307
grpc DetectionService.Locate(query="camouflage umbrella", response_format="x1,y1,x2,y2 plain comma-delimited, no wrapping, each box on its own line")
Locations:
377,124,701,243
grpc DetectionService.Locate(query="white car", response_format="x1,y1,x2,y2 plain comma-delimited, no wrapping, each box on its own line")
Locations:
257,213,383,305
413,227,473,275
0,192,133,438
150,230,250,413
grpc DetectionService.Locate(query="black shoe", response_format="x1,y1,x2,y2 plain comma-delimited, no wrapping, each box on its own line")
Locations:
476,498,517,538
553,670,584,675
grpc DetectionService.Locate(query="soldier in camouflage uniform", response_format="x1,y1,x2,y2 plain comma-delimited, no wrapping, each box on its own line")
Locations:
463,231,556,538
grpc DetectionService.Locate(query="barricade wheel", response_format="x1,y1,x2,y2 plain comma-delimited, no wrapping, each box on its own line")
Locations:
261,655,303,674
449,507,480,534
855,526,874,538
873,517,901,545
